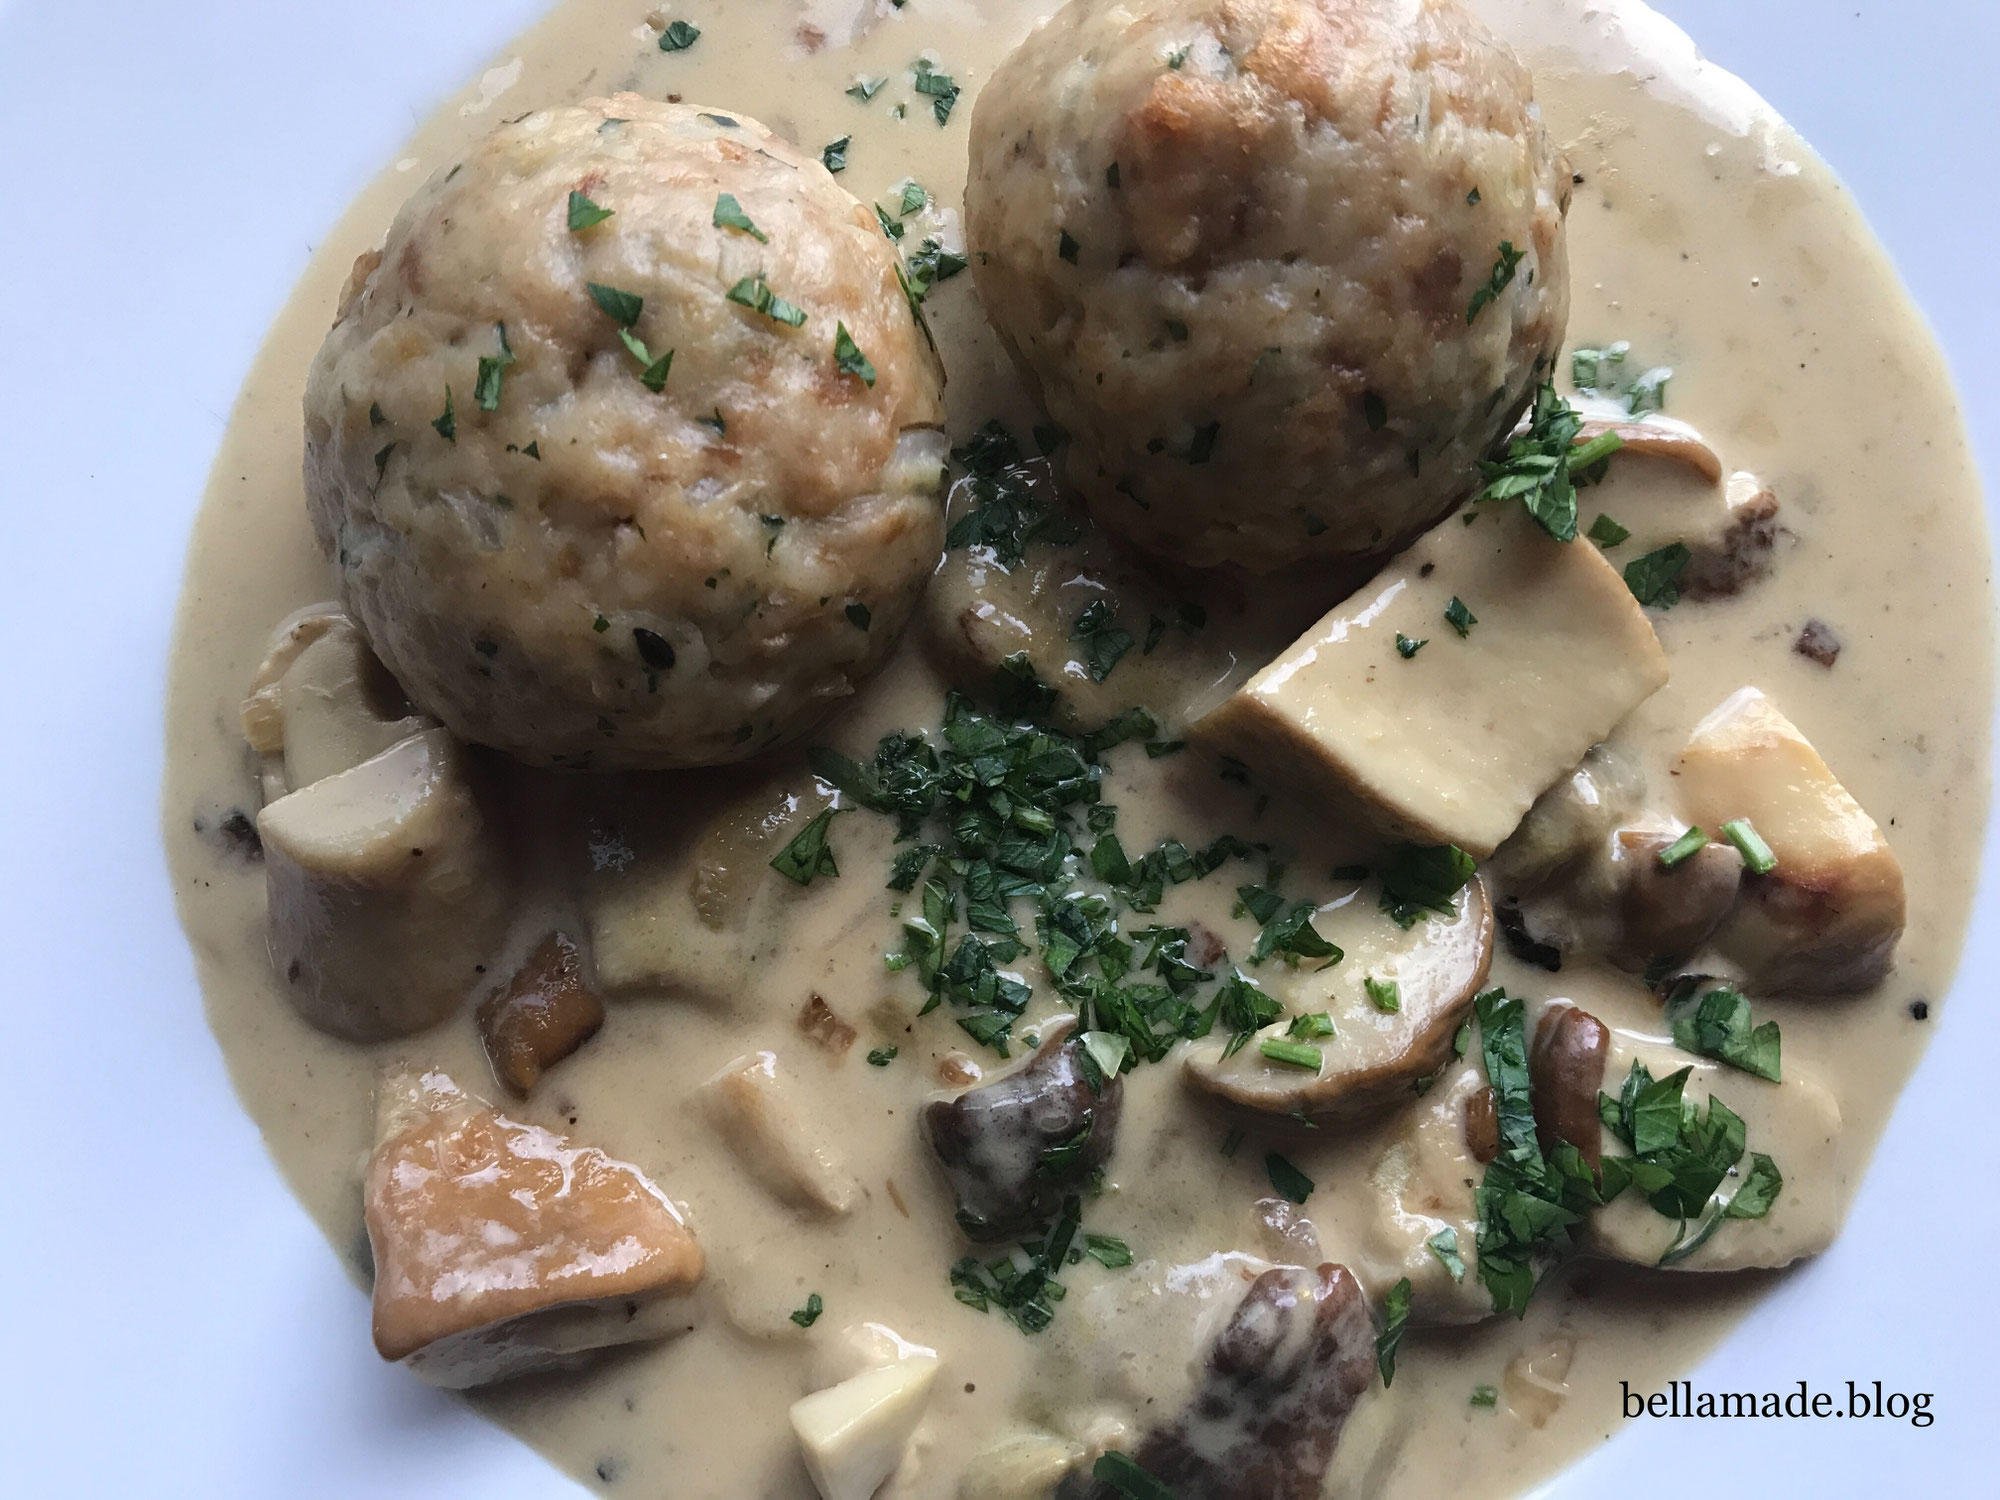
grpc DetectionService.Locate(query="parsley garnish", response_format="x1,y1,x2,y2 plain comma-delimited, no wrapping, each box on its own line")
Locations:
587,282,643,327
1467,242,1525,322
1427,1227,1467,1282
712,192,768,242
1376,1277,1412,1385
1377,844,1475,929
1237,884,1342,968
658,19,700,51
1624,542,1692,607
1083,1232,1134,1268
726,274,808,327
617,328,674,392
1365,976,1401,1013
1070,598,1135,681
1395,632,1426,659
1259,1036,1322,1071
1093,1452,1177,1500
949,1194,1085,1333
770,808,841,885
1476,383,1625,541
1587,513,1630,548
1265,1151,1314,1205
431,387,456,443
899,180,927,216
789,1292,823,1327
845,602,872,631
833,322,876,386
847,76,886,102
1443,596,1477,637
1471,1384,1499,1408
866,1045,898,1066
474,322,514,412
906,238,969,297
912,59,960,124
1664,979,1781,1082
820,136,850,173
1057,229,1080,263
567,190,612,230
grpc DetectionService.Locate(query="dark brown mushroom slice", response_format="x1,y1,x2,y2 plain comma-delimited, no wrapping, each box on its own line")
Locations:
1615,826,1743,965
923,1027,1122,1242
1463,1085,1500,1163
1529,1005,1609,1167
797,994,857,1056
477,932,606,1096
1075,1264,1376,1500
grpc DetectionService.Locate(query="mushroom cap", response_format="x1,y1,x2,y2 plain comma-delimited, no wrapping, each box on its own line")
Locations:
965,0,1570,571
1182,874,1495,1124
304,95,947,770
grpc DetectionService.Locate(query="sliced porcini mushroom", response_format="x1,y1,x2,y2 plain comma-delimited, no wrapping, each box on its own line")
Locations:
1673,687,1906,992
364,1067,702,1388
259,727,511,1041
706,1050,863,1216
799,994,858,1056
1360,1057,1492,1326
924,1026,1121,1242
790,1351,939,1500
1078,1264,1376,1500
241,606,432,801
1529,1004,1609,1168
1182,876,1494,1125
476,931,605,1096
1489,743,1647,889
1585,1027,1843,1271
1680,472,1782,601
1614,823,1743,965
1575,417,1723,484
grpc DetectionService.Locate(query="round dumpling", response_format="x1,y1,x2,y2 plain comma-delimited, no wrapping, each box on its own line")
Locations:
304,95,946,770
966,0,1571,571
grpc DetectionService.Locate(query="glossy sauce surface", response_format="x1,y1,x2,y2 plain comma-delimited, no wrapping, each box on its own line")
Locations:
163,2,1994,1495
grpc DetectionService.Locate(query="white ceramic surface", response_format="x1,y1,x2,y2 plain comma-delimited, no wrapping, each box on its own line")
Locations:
0,1,1989,1495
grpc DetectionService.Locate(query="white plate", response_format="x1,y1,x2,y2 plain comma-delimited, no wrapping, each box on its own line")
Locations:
0,1,1991,1495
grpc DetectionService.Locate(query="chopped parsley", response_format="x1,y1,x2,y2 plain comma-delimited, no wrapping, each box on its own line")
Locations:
899,180,928,215
1571,342,1627,392
950,1194,1085,1333
820,135,850,172
1377,844,1475,929
1093,1452,1177,1500
1287,1011,1335,1040
1365,976,1401,1013
847,76,886,102
1265,1151,1314,1205
1656,826,1707,869
1395,632,1426,659
1070,598,1135,682
617,328,674,392
1587,512,1631,547
1626,367,1671,415
1476,383,1625,542
587,281,643,327
1237,884,1342,968
789,1292,823,1327
866,1045,898,1066
1443,596,1478,637
912,59,961,125
431,387,456,443
1466,242,1525,323
1720,818,1779,874
1427,1227,1467,1282
906,238,969,297
567,190,613,231
1057,229,1080,263
1376,1277,1412,1386
832,322,877,387
1083,1233,1134,1269
1664,979,1781,1082
1471,1384,1499,1408
712,192,768,242
474,324,513,412
1259,1036,1323,1071
657,19,699,51
845,602,872,631
726,274,808,327
1624,542,1692,607
875,203,905,241
770,808,841,886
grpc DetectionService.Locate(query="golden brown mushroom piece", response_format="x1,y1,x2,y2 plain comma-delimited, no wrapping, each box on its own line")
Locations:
365,1068,703,1387
925,1026,1122,1242
1182,877,1494,1125
1529,1004,1609,1168
1614,825,1743,965
259,728,511,1041
1674,688,1906,992
477,932,605,1097
1073,1264,1377,1500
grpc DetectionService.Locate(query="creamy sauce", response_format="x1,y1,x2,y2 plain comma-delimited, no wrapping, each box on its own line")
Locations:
162,1,1994,1496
